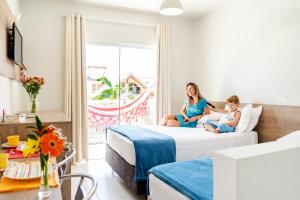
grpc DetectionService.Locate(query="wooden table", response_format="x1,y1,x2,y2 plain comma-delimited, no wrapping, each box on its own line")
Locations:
0,187,62,200
0,157,62,200
0,111,72,200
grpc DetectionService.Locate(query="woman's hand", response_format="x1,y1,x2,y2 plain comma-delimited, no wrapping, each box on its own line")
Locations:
184,116,190,122
189,116,198,122
208,106,216,112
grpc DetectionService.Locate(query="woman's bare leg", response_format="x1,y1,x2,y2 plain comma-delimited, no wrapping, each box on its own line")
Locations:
166,119,180,127
160,115,176,126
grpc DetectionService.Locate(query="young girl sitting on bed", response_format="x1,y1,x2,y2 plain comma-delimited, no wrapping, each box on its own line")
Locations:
160,82,210,128
204,95,241,134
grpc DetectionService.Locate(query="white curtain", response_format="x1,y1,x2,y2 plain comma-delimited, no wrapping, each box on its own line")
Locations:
155,24,171,124
65,13,88,163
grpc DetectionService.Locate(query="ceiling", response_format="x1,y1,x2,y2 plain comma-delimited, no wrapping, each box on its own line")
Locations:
78,0,229,19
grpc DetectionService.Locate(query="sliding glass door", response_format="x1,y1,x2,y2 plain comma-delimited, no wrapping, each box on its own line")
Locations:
86,43,156,159
119,46,156,125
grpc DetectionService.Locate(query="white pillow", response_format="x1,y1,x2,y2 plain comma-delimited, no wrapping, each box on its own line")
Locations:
196,113,223,128
235,104,252,133
246,106,263,132
277,130,300,142
224,104,230,111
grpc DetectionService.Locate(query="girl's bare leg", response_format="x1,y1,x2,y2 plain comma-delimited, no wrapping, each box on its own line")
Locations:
204,124,216,133
214,128,220,134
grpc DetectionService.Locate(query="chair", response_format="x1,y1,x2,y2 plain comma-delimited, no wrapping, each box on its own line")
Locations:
56,148,76,177
60,173,97,200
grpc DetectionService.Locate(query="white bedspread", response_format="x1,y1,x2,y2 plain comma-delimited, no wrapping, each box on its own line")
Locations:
106,125,257,166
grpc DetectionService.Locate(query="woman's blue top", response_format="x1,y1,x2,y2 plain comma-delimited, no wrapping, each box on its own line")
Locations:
176,98,208,128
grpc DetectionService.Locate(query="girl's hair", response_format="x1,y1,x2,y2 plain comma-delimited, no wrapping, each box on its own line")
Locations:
227,95,240,104
186,82,203,103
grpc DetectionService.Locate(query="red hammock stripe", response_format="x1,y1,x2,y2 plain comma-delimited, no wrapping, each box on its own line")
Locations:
88,90,147,111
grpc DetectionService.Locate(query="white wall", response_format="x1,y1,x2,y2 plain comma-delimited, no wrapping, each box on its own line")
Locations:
192,0,300,106
6,0,19,19
19,0,194,113
0,76,12,114
0,75,27,114
0,0,25,115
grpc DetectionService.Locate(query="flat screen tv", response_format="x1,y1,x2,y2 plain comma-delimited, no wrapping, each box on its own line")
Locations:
7,23,23,67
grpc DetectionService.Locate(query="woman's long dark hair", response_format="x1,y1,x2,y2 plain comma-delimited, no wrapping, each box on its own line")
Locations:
185,82,203,103
185,82,215,108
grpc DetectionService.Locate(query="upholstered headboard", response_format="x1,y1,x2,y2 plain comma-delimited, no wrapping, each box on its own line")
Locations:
210,101,300,143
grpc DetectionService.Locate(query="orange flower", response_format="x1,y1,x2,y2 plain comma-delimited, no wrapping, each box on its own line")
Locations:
40,133,64,157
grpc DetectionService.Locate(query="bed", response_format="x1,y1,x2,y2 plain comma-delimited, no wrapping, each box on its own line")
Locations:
105,102,300,195
107,126,257,166
149,173,190,200
105,125,257,194
148,157,213,200
148,131,300,200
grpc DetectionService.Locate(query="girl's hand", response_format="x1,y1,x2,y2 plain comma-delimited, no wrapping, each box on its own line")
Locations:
189,116,198,122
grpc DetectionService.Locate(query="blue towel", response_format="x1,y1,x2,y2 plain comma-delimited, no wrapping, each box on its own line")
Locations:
108,125,176,182
149,157,213,200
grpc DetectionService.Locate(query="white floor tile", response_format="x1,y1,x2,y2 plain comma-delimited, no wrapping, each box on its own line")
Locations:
72,159,144,200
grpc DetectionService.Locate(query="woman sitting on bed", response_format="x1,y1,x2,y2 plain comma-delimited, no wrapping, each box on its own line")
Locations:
160,82,210,127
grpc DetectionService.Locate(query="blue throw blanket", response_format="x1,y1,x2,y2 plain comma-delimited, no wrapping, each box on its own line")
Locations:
108,125,176,182
149,157,213,200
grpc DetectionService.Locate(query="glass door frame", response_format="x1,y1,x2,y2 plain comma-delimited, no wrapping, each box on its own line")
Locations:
86,41,156,124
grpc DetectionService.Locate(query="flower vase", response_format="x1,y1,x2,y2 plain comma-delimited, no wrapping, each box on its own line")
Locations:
28,95,39,114
38,154,51,199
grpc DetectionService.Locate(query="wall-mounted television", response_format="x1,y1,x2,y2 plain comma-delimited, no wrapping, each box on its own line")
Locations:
7,23,23,67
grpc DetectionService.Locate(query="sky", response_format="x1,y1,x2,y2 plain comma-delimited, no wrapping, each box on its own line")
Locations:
86,44,157,85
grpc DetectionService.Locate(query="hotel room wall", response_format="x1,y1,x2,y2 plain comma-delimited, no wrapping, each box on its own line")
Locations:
192,0,300,106
0,76,12,114
19,0,194,113
6,0,20,19
0,0,26,115
0,75,26,114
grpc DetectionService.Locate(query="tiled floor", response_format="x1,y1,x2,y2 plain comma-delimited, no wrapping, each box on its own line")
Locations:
72,159,145,200
88,144,105,160
81,123,150,199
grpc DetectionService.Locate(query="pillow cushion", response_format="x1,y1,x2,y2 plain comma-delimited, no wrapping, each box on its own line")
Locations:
235,104,252,133
277,130,300,142
197,113,223,128
246,106,263,132
224,104,230,111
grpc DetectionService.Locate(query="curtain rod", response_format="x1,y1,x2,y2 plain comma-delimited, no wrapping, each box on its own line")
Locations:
86,17,156,28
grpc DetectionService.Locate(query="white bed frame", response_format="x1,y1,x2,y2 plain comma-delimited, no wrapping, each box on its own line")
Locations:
148,139,300,200
214,139,300,200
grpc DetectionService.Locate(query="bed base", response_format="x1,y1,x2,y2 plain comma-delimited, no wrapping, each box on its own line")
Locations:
105,144,147,195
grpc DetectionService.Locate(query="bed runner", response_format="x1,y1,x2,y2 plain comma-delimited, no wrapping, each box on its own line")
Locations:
108,125,176,182
149,157,213,200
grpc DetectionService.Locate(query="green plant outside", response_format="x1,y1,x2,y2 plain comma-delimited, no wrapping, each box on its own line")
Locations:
93,76,124,100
